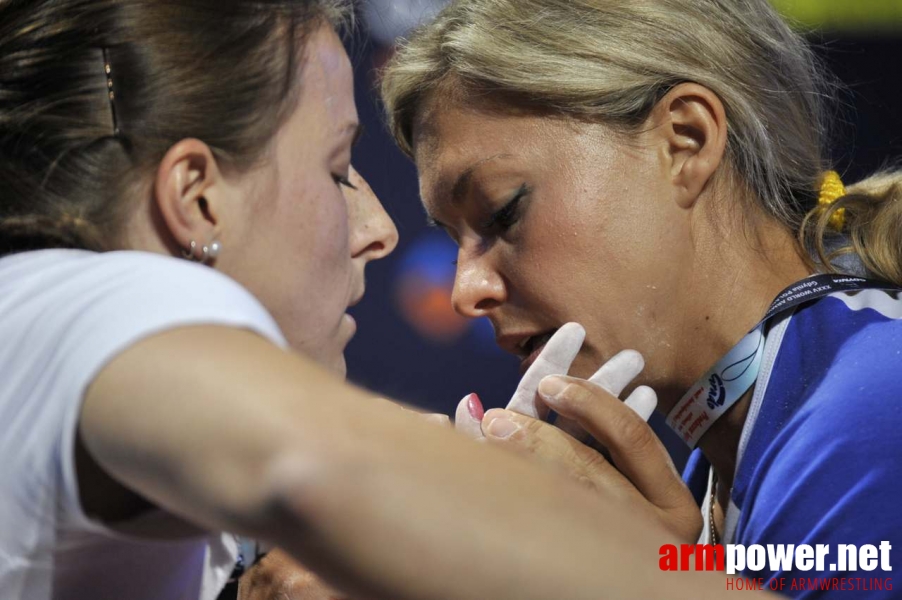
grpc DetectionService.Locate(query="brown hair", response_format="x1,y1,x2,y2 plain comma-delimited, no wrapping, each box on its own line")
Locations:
380,0,902,285
0,0,350,254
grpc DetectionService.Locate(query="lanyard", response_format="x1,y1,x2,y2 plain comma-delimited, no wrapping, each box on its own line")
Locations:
665,274,900,448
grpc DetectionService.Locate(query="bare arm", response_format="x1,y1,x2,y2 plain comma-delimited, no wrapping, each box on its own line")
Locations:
80,325,756,600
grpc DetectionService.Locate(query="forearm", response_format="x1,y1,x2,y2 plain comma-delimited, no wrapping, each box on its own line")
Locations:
269,417,736,600
79,326,749,599
79,326,388,537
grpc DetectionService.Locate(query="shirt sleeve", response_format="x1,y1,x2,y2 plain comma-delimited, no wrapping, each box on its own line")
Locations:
47,251,288,534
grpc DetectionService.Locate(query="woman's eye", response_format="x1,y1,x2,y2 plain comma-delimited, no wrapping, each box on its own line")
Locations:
482,184,529,233
333,174,357,190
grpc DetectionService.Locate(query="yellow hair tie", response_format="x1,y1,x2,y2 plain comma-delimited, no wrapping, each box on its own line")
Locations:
818,170,846,230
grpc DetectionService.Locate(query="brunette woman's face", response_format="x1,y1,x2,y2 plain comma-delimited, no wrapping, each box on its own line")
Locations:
225,25,398,375
414,100,695,387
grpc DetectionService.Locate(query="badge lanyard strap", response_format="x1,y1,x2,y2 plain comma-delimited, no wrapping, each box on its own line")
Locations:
665,275,899,448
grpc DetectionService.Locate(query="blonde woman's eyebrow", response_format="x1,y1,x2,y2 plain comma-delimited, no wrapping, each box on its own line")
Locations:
450,153,513,204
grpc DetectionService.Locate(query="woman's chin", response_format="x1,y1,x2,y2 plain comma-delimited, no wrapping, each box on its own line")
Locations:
567,349,605,379
331,354,348,379
341,312,357,340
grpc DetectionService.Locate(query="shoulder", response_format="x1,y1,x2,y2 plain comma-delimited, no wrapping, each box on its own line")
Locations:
795,288,902,338
0,249,287,348
775,289,902,408
0,248,249,298
734,289,902,549
0,250,289,541
753,288,902,460
763,289,901,401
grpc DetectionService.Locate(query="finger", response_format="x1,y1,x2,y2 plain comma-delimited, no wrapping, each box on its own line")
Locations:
538,376,681,507
552,415,590,444
623,385,657,422
454,393,485,440
421,413,452,427
398,404,451,427
555,350,648,442
373,397,407,412
587,350,645,396
481,408,631,495
506,322,585,420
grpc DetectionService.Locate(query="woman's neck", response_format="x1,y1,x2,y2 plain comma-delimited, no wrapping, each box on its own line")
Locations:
661,211,812,491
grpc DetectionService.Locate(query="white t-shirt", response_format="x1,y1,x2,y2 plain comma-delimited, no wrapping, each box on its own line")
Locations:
0,250,288,600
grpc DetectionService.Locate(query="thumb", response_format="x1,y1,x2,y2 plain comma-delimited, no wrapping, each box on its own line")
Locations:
455,393,485,440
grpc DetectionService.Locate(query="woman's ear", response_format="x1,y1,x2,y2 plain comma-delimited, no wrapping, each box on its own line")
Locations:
154,138,224,253
649,83,728,209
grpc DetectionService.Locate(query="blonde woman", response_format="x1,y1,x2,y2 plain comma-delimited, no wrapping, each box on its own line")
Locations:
381,0,902,592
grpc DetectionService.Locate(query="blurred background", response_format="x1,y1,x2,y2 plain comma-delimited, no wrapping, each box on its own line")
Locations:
343,0,902,468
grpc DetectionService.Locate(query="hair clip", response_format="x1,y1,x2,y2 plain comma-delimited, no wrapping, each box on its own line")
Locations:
102,47,120,136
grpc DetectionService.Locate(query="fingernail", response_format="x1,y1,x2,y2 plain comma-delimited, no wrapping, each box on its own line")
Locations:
486,415,520,439
466,393,484,420
538,376,567,400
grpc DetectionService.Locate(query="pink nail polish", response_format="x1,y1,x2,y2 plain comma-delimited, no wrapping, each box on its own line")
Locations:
467,393,485,421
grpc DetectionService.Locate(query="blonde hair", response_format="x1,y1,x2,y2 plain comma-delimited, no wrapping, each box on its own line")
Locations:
380,0,902,285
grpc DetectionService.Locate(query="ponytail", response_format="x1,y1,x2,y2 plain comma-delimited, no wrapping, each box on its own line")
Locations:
801,169,902,286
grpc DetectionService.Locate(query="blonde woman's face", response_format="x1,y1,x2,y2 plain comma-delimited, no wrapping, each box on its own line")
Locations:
414,101,695,389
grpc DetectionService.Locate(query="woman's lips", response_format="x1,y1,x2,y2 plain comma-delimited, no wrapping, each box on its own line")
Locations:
518,330,557,375
519,343,546,375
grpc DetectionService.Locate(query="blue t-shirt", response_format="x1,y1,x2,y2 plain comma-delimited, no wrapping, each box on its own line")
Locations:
684,289,902,597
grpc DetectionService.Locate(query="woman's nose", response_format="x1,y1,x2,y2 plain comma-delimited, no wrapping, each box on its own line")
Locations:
347,167,399,262
450,246,506,318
